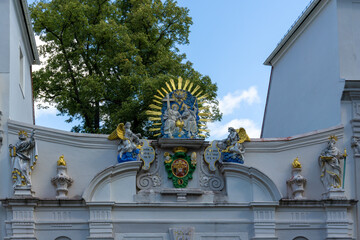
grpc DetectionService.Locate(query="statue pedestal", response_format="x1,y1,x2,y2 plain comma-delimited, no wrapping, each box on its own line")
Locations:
322,188,346,200
14,186,34,197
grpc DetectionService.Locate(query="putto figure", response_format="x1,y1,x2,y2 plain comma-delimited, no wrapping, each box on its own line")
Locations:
9,130,38,188
217,127,250,164
108,122,142,163
319,136,345,190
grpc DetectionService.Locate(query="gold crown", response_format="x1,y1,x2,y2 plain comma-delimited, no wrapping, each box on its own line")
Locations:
329,135,338,141
173,147,188,153
18,130,28,136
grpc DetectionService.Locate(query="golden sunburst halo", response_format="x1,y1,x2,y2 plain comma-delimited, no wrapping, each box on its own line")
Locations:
146,77,210,138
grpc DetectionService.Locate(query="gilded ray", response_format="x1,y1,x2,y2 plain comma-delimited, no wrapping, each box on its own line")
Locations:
191,85,201,95
198,124,206,127
183,80,190,91
199,119,210,122
149,104,162,110
178,77,183,89
153,133,161,137
161,87,168,94
198,134,207,138
149,117,161,121
146,110,162,116
165,82,172,92
199,129,210,132
197,94,208,100
157,90,164,97
199,112,211,117
154,95,163,100
153,122,162,126
195,90,203,98
187,82,194,92
153,99,162,105
149,128,161,132
170,79,176,91
198,106,209,111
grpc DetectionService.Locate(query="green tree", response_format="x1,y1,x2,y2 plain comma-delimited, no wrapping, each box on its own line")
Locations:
30,0,221,135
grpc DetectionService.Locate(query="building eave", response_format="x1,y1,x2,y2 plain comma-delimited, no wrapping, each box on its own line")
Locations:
19,0,40,65
263,0,321,66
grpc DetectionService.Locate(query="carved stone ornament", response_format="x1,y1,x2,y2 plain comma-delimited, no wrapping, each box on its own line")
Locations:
169,227,194,240
139,139,155,170
51,155,73,199
9,130,37,195
137,148,162,191
199,153,224,192
352,136,360,154
287,157,306,200
204,141,221,171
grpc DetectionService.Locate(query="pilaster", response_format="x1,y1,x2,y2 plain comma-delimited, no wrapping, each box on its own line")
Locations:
3,199,38,240
252,206,277,240
325,207,352,239
87,203,114,240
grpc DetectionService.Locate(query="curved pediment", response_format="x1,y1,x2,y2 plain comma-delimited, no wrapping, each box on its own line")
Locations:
82,161,142,202
221,163,282,202
83,160,281,204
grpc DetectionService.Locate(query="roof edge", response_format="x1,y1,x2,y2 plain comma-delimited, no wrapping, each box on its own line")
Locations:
20,0,40,65
263,0,321,66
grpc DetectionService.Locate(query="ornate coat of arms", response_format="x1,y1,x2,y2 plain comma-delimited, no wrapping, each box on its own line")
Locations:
164,147,196,188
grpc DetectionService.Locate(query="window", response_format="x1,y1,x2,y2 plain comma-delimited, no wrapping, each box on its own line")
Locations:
19,46,25,97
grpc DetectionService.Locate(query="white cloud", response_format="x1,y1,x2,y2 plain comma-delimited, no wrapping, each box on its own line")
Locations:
219,86,260,115
207,118,261,140
34,99,58,118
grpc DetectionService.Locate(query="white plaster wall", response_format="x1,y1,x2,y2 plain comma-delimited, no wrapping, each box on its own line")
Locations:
8,0,34,124
262,0,342,138
6,121,346,202
0,0,10,73
337,0,360,80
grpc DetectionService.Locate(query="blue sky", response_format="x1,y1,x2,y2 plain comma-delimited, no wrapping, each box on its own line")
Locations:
32,0,311,139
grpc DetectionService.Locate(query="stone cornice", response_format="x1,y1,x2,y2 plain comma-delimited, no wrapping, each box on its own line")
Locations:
248,125,343,152
8,120,116,149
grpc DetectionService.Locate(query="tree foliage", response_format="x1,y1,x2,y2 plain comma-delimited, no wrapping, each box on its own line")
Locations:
30,0,221,135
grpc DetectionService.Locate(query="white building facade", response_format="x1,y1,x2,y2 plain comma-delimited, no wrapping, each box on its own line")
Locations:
1,0,360,240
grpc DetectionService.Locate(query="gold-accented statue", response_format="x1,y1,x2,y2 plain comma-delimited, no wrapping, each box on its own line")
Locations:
108,122,142,163
319,135,345,190
9,130,37,188
216,127,250,164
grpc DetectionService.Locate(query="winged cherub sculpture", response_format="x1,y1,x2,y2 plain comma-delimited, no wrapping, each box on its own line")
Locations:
108,122,142,163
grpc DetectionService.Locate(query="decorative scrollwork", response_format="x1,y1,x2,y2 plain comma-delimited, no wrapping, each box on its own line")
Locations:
137,174,152,190
209,177,224,191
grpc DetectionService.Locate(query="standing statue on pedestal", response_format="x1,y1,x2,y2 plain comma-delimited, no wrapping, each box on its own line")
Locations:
319,136,345,190
108,122,142,163
217,127,250,164
9,130,38,188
